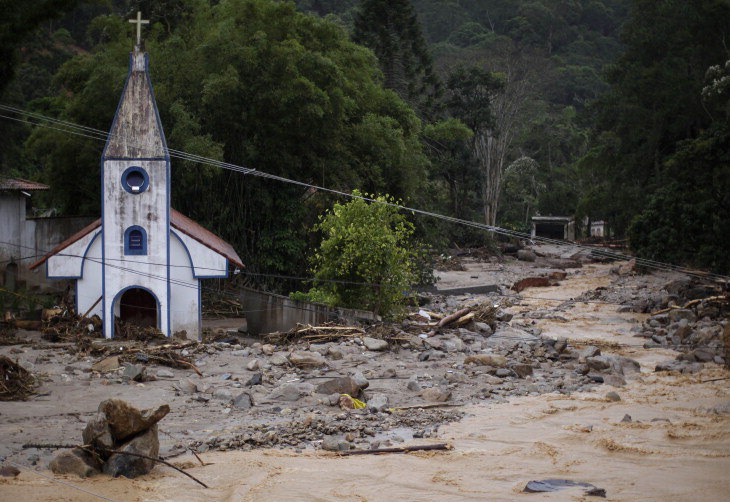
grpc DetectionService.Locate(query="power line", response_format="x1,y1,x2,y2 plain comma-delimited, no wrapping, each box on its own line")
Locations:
1,104,727,282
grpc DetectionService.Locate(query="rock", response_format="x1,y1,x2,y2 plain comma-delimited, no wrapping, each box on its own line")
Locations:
474,322,493,335
487,327,534,348
605,391,621,402
495,368,512,377
351,372,369,390
98,399,170,443
82,413,114,452
269,354,289,366
406,379,421,392
246,359,260,371
620,414,632,423
464,354,507,367
423,337,443,350
608,355,641,375
315,377,364,397
511,363,533,378
122,363,145,382
579,346,601,359
367,394,389,412
517,249,537,262
104,425,160,478
213,388,233,401
419,387,451,402
603,374,626,387
554,337,568,353
321,436,350,452
692,348,715,362
288,351,326,368
245,372,263,386
156,369,174,378
233,392,254,410
269,383,314,401
362,337,388,351
328,346,344,360
586,356,611,372
92,356,120,373
50,448,101,478
261,344,275,356
668,309,697,323
174,379,198,394
618,258,636,275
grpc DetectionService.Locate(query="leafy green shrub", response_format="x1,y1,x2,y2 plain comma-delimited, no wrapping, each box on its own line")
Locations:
293,191,422,317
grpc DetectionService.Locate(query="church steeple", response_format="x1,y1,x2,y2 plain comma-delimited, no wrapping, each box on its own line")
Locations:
102,13,166,160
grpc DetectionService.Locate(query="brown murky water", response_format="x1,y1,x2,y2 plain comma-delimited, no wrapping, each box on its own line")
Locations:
2,263,729,501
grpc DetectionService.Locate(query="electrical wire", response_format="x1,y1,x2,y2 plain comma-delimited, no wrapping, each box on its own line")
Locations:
1,104,728,282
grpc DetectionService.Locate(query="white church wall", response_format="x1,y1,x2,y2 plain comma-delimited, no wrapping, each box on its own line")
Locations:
170,232,201,338
102,158,170,338
172,230,228,278
47,231,99,279
76,232,103,317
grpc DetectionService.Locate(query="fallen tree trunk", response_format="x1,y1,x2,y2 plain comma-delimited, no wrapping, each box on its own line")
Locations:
339,443,452,456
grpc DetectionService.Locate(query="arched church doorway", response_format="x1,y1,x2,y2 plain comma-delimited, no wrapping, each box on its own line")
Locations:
118,288,157,328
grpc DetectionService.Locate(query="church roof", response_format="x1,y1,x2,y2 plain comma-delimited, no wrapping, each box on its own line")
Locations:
29,209,244,270
0,177,50,191
103,50,167,159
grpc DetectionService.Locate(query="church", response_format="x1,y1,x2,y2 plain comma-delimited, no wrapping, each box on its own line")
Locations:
30,15,243,339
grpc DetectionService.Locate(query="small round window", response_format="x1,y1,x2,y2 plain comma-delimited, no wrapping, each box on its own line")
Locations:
121,166,149,194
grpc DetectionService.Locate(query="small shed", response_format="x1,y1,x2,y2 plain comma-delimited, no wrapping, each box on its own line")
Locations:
531,216,575,241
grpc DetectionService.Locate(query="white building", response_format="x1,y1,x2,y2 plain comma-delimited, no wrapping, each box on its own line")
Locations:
30,46,243,339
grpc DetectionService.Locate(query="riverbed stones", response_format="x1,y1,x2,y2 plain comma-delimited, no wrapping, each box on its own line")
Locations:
315,376,365,397
420,387,451,402
464,354,508,367
288,351,326,368
362,337,388,351
367,394,389,412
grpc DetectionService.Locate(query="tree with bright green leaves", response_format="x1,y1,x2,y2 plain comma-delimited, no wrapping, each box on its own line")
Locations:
25,0,427,290
352,0,441,119
297,191,421,317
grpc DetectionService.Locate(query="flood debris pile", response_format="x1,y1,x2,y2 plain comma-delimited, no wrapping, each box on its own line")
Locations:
49,399,169,478
41,311,102,342
0,356,36,400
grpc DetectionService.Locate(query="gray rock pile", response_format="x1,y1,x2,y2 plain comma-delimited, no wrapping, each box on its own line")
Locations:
50,399,169,478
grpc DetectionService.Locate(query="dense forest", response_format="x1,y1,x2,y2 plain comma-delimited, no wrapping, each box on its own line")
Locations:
1,0,728,283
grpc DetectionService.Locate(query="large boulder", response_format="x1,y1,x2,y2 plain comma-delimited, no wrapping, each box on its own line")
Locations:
82,413,115,454
50,448,102,478
98,399,169,443
103,425,160,479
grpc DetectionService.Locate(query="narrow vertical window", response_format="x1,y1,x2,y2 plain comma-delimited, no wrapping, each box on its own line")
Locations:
124,226,147,255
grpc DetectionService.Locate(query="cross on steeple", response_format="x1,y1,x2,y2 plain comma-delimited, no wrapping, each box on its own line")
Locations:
129,11,149,47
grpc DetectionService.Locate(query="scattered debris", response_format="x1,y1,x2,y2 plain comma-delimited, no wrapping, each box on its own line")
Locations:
524,479,606,497
0,355,35,400
339,443,452,456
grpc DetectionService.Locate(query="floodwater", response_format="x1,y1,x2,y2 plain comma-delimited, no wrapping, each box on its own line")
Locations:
2,263,729,501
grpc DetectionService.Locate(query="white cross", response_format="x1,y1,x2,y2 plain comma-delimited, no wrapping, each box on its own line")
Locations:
129,11,149,46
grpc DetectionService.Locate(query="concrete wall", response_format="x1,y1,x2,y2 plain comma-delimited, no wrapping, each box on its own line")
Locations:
0,192,96,292
241,287,380,335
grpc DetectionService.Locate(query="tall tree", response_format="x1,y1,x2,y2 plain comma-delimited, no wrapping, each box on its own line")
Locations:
352,0,441,118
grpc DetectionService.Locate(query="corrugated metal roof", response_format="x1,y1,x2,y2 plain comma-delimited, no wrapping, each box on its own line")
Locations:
28,208,243,270
0,177,50,191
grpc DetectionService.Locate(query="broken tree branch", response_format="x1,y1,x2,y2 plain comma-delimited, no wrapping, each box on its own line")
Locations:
339,443,452,456
425,307,472,337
